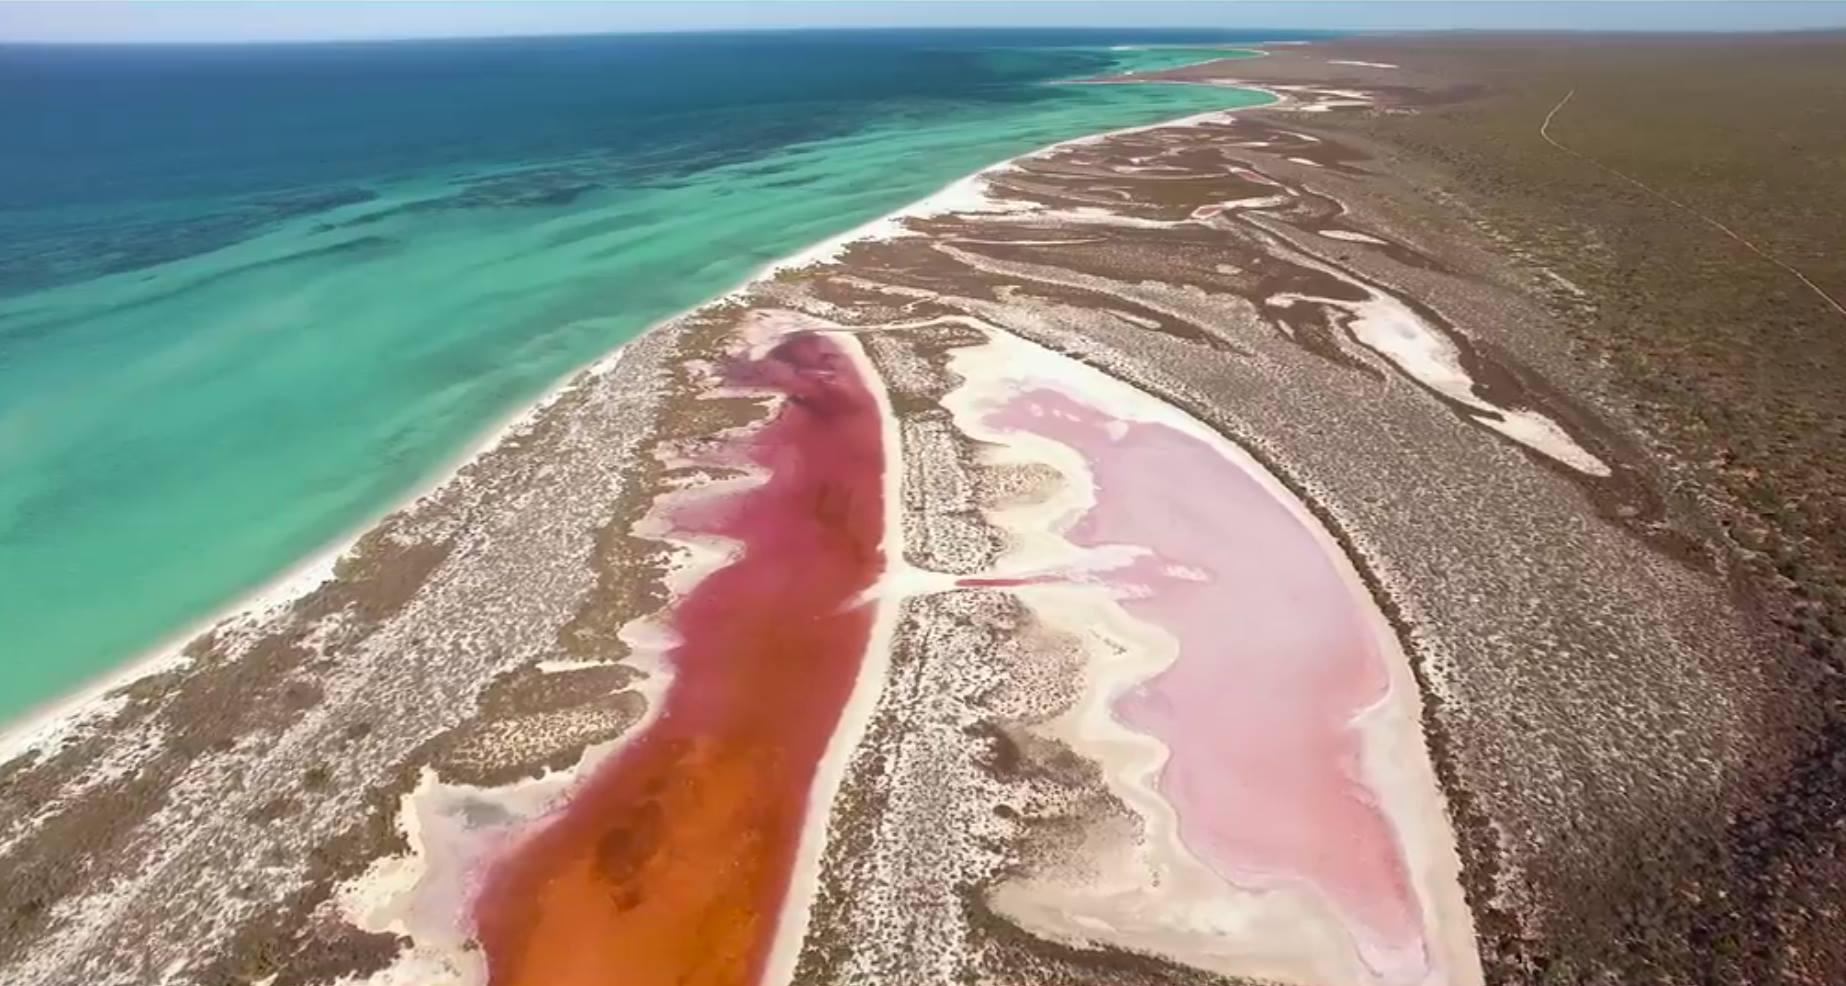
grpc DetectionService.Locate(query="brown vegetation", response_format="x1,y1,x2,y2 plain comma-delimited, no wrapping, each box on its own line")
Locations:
1237,33,1846,986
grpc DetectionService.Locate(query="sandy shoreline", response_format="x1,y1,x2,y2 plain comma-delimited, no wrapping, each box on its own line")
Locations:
1,340,639,764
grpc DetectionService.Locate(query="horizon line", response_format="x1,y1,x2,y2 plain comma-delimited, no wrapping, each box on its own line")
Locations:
5,23,1845,47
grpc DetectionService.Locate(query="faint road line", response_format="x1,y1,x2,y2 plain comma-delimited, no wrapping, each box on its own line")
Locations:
1540,88,1846,320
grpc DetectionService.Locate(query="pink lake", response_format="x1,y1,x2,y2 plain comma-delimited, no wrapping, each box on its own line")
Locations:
985,386,1425,976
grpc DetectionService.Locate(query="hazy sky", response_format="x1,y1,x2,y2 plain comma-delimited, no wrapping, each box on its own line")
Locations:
3,1,1845,43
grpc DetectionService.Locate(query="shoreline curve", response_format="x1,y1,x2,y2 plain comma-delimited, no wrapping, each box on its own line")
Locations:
0,74,1281,765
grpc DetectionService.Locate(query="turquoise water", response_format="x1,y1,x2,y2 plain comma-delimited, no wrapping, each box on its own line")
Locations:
0,32,1278,721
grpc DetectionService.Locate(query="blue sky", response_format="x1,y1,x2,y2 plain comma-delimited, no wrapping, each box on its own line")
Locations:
3,1,1845,43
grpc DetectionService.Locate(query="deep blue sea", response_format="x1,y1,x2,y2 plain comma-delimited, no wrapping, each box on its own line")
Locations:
0,29,1306,722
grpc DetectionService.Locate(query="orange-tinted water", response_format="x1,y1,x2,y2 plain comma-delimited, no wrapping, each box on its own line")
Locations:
473,332,884,986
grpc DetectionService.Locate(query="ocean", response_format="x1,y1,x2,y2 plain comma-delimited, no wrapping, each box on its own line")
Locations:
0,29,1293,724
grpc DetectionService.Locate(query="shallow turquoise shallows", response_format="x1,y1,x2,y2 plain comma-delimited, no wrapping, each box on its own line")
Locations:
0,31,1286,723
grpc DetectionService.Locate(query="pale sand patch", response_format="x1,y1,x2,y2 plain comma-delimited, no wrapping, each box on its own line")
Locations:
1218,83,1376,116
948,236,1108,247
1267,247,1610,476
337,768,497,986
336,749,618,985
1297,101,1373,113
1289,156,1327,168
1543,267,1590,298
1198,194,1295,218
329,951,474,986
1036,205,1190,229
1330,60,1401,69
529,658,614,674
939,326,1481,986
333,616,679,986
1322,228,1391,245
